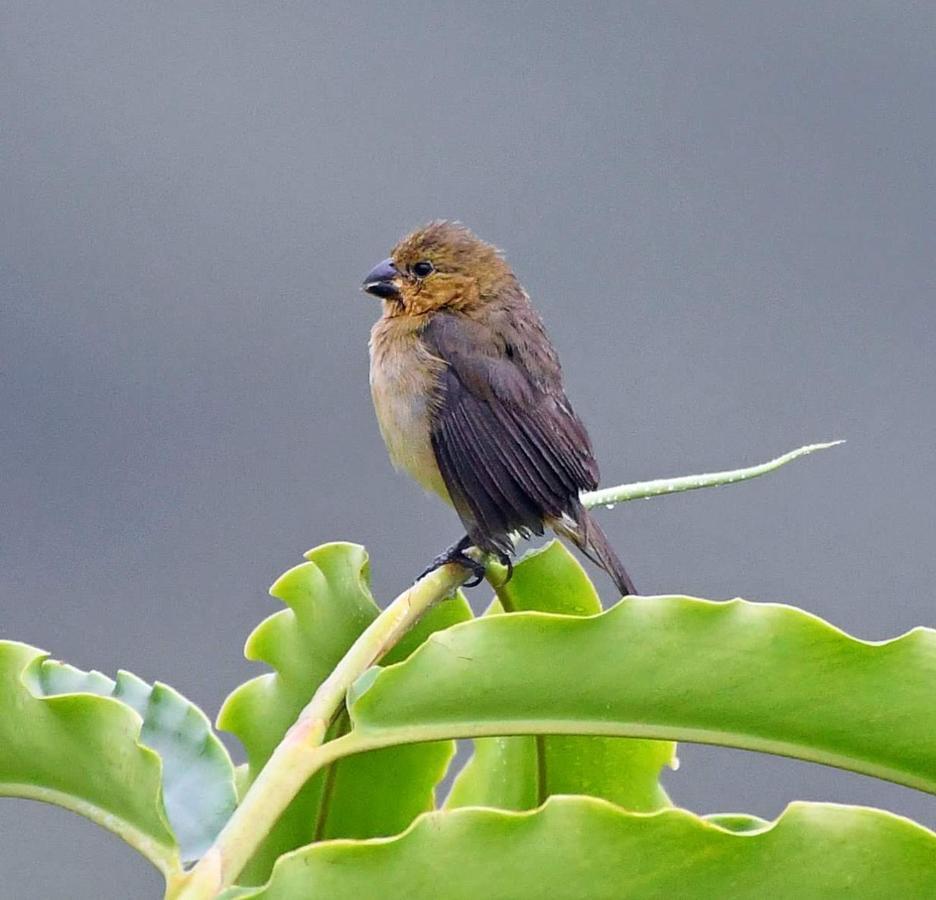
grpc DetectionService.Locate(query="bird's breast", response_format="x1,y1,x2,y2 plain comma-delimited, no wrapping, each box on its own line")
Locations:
369,318,451,502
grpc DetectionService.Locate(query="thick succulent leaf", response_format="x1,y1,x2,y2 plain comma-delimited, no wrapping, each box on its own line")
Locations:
348,596,936,794
220,545,379,771
0,640,237,873
30,655,237,862
217,543,471,883
447,542,674,812
223,797,936,898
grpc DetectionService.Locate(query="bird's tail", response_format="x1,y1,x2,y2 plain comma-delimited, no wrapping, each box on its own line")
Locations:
553,505,637,597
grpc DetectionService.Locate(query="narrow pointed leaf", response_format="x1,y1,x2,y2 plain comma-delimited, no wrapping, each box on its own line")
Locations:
447,542,674,812
0,641,236,873
223,797,936,898
217,542,471,883
349,597,936,794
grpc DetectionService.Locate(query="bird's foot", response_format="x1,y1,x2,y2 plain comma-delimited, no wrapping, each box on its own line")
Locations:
417,537,487,587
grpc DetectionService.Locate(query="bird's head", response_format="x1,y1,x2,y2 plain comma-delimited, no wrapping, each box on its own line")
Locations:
362,221,515,316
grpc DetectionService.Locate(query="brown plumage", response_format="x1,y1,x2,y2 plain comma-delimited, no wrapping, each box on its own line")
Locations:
363,221,636,596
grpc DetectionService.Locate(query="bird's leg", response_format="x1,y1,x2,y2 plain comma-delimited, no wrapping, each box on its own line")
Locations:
418,534,487,587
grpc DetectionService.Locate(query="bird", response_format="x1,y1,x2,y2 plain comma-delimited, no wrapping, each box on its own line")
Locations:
362,221,636,597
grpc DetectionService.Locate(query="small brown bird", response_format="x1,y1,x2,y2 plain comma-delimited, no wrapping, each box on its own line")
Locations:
363,221,635,596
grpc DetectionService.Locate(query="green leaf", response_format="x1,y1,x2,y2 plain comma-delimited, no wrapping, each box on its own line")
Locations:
446,542,674,812
704,812,771,833
348,596,936,794
217,542,471,883
223,797,936,898
0,640,237,874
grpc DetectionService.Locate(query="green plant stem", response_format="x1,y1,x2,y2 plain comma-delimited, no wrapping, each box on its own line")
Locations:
171,440,840,899
311,708,349,842
170,562,471,899
580,441,843,509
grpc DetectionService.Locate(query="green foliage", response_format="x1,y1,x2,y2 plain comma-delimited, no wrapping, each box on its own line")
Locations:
221,797,936,899
215,542,471,883
446,542,675,812
3,445,935,897
349,590,936,794
0,641,236,872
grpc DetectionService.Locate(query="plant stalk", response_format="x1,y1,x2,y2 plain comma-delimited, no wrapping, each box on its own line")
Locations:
580,441,843,509
170,562,471,899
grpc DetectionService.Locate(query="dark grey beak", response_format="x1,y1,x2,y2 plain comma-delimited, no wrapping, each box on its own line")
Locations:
362,258,401,300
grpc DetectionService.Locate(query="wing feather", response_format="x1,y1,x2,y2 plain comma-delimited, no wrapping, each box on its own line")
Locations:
424,312,598,554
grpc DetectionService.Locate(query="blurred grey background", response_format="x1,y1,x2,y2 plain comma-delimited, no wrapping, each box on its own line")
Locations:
2,2,934,896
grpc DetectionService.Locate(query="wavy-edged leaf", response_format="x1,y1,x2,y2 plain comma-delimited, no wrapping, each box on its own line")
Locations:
348,596,936,794
446,542,674,812
0,640,236,874
223,797,936,898
705,812,771,833
27,653,237,862
217,542,471,882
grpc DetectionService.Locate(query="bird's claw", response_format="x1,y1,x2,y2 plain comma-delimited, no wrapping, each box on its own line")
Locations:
497,552,513,584
417,538,488,587
460,557,488,588
417,540,515,589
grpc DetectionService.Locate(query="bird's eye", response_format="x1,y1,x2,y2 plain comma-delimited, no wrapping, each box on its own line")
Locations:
412,260,434,278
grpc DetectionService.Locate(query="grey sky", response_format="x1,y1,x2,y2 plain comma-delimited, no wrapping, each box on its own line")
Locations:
2,3,935,896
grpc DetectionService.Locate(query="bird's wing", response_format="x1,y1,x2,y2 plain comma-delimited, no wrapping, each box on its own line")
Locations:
422,311,598,554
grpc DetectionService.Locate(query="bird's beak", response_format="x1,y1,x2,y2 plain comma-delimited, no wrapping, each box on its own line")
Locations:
362,258,401,300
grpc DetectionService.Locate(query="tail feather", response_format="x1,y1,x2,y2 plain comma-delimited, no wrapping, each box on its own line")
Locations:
553,506,637,597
